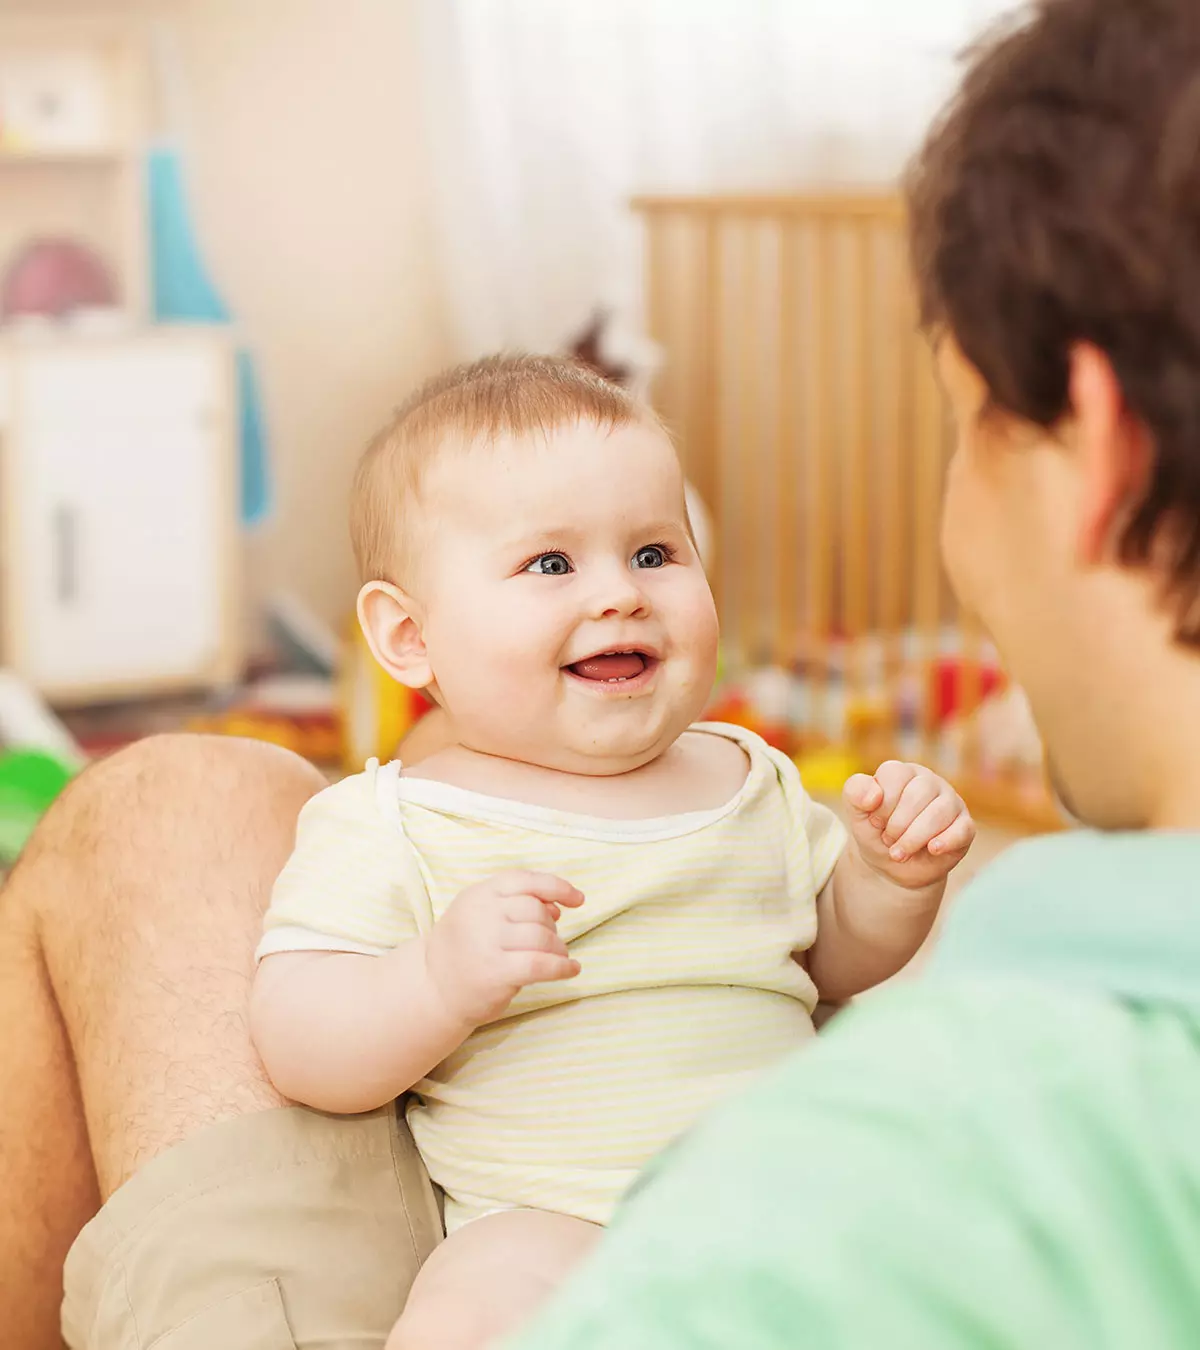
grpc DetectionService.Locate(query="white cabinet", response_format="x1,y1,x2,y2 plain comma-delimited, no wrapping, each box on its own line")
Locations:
0,330,240,702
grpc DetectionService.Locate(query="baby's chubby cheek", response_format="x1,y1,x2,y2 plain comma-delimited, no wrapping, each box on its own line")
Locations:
681,600,720,683
437,616,565,713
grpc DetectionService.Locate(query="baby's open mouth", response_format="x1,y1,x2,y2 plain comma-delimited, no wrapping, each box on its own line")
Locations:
565,650,654,683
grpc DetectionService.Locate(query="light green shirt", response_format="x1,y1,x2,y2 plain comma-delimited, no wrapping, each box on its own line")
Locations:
510,832,1200,1348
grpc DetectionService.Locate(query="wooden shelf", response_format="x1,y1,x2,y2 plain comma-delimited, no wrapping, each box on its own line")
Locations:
631,191,906,220
0,147,124,167
0,15,149,318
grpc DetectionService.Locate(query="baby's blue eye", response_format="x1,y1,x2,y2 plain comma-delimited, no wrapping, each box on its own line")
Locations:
633,545,668,570
526,552,572,576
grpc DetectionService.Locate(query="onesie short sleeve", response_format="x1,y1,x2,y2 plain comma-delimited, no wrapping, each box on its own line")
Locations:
761,742,848,896
257,760,429,960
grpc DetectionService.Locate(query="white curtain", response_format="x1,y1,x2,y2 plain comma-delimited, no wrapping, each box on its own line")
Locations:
417,0,1021,358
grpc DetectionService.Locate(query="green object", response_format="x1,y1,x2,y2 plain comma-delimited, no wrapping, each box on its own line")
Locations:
0,748,75,862
509,833,1200,1349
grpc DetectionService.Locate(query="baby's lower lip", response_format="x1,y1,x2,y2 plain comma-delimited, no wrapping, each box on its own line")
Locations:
562,656,660,689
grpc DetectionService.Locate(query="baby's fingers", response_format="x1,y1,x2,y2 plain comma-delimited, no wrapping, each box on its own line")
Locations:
500,922,571,958
879,775,940,849
869,761,922,830
889,794,971,861
505,950,581,989
494,871,585,908
505,895,562,925
843,774,884,816
928,811,976,859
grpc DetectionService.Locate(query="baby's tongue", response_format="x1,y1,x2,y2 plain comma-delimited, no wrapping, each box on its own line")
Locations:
569,652,647,681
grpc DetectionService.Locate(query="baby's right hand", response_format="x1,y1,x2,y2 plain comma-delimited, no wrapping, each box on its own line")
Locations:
425,870,584,1027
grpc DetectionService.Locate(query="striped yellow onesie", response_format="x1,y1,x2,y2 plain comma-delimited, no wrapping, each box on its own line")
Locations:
258,722,846,1233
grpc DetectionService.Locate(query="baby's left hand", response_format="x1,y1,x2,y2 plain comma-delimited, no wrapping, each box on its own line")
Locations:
843,761,975,891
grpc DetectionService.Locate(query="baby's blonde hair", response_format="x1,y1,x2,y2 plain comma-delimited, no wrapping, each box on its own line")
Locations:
351,353,663,585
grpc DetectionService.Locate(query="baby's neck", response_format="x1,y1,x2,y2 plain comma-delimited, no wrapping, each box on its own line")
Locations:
403,732,749,821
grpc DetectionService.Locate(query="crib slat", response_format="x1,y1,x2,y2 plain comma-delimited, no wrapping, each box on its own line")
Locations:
693,217,723,618
646,213,670,407
631,193,1055,830
881,231,908,752
808,219,835,738
729,217,761,667
776,223,801,671
844,221,871,702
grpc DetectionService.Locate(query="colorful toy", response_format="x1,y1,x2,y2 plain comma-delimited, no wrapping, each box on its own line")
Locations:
793,746,862,799
0,671,82,862
187,707,342,765
2,236,117,321
195,617,437,771
0,748,76,861
703,686,794,754
929,655,1004,726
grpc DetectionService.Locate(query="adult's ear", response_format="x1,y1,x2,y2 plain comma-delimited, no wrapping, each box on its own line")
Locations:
357,581,433,690
1069,342,1152,565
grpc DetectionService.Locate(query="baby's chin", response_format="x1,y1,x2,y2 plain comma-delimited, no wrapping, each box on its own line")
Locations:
528,739,670,777
468,722,680,777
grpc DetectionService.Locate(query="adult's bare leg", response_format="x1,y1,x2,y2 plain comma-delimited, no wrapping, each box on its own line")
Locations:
0,841,99,1350
0,734,325,1350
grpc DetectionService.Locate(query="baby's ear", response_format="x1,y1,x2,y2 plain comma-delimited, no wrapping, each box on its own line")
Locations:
357,581,432,690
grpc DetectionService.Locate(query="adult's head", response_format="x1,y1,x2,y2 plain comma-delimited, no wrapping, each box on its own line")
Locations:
908,0,1200,829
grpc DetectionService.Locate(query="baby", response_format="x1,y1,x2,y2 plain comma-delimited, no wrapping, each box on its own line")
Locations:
251,355,975,1350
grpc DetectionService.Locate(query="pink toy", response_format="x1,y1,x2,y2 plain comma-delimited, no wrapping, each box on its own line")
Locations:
2,236,117,320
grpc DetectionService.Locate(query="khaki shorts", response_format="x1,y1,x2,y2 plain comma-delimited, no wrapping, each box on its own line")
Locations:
61,1105,443,1350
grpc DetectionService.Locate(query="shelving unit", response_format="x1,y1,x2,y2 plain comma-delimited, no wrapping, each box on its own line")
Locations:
0,16,149,321
0,16,243,703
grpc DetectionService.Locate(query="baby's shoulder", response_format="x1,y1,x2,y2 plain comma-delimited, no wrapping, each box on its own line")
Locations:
684,720,790,772
680,721,750,765
297,759,399,833
684,721,811,804
670,723,756,805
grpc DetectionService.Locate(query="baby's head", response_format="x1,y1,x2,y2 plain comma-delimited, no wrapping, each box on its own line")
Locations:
352,354,718,775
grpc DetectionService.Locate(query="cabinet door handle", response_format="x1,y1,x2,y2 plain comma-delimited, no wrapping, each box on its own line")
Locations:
54,505,78,606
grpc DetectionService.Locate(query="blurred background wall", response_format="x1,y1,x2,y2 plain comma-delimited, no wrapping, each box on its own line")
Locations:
4,0,1011,628
0,0,1049,839
1,0,452,628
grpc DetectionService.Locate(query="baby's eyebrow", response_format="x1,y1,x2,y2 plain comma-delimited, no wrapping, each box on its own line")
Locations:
495,519,691,555
497,527,581,551
636,520,690,538
491,529,586,563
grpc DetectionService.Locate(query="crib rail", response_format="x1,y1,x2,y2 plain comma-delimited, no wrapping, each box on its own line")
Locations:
634,192,1058,830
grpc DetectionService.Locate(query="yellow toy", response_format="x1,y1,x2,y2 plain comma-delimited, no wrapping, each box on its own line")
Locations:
793,746,862,800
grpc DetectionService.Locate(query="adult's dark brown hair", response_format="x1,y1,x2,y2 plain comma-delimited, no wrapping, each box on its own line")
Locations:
907,0,1200,638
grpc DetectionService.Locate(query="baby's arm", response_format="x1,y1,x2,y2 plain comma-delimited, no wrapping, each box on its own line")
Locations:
807,762,974,1002
249,774,582,1113
253,869,583,1113
253,945,469,1114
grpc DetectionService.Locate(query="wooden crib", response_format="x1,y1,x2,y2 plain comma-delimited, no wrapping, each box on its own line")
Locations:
633,191,1059,830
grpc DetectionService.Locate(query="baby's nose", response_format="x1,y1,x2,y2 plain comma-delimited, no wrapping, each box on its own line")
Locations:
596,575,648,619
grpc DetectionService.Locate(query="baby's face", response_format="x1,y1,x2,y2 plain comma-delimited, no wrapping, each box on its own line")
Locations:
414,419,718,775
